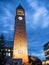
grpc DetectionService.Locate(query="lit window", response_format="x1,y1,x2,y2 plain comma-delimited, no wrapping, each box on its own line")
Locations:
5,49,7,51
6,53,10,56
8,49,10,51
8,53,10,56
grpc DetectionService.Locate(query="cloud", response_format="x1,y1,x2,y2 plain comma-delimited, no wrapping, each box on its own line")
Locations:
0,6,15,41
28,0,38,9
27,0,49,29
0,7,14,23
3,30,9,33
9,25,14,31
0,6,14,31
0,3,16,40
4,8,13,18
33,7,49,28
28,49,45,60
3,24,9,27
32,52,44,57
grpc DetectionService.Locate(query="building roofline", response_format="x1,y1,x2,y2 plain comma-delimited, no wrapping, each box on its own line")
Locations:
44,42,49,47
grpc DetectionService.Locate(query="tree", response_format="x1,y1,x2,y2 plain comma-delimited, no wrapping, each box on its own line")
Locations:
0,34,5,65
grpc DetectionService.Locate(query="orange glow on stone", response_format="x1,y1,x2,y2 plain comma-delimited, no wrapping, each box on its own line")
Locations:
13,5,28,64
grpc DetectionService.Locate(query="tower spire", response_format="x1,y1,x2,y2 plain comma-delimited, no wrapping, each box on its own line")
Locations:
17,4,24,10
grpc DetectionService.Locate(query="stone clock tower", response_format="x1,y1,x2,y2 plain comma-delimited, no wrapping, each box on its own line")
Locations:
13,5,28,64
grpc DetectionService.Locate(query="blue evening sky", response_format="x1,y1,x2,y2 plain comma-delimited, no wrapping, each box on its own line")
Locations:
0,0,49,60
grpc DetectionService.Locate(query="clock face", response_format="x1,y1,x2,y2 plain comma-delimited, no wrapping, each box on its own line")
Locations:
18,16,23,20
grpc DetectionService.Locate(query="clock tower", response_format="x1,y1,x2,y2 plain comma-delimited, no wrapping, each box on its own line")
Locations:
13,5,28,64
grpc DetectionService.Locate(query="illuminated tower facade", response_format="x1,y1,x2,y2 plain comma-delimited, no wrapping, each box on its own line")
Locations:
13,5,28,64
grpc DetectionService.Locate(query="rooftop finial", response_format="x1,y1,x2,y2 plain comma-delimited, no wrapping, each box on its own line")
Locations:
17,4,24,10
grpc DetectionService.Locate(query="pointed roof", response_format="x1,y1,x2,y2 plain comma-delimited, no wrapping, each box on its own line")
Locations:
44,42,49,47
17,5,24,10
